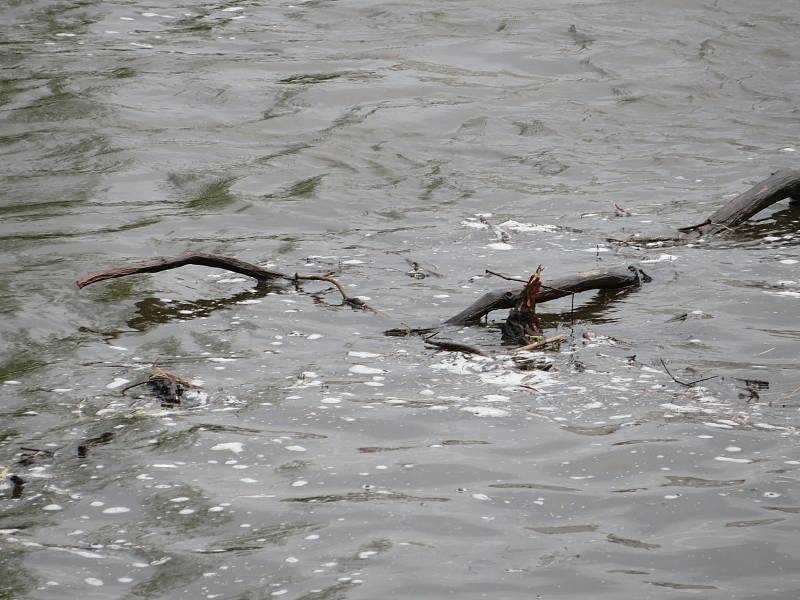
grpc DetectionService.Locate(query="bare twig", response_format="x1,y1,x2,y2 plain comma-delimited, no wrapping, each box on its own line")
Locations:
423,333,487,356
659,358,719,387
607,236,684,246
613,203,632,217
294,273,374,311
485,269,526,282
515,334,566,352
676,219,712,233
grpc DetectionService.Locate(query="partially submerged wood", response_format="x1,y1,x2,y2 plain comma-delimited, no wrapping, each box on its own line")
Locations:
121,368,199,406
76,252,285,288
77,253,374,311
516,334,566,352
423,333,487,356
689,169,800,237
609,169,800,245
77,432,115,458
501,265,544,345
293,273,374,311
445,266,643,326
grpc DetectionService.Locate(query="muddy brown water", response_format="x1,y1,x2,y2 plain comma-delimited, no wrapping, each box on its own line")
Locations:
1,1,799,598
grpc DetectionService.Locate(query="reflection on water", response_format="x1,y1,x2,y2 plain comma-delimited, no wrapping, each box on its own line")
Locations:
2,0,800,597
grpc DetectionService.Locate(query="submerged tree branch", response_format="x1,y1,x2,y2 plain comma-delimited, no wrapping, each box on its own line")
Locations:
76,252,286,289
609,169,800,245
445,266,643,326
693,169,800,236
293,273,374,311
76,252,375,311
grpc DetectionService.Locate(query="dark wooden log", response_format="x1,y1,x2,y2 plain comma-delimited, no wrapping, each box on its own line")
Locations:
610,170,800,245
445,266,642,326
692,169,800,236
76,252,286,288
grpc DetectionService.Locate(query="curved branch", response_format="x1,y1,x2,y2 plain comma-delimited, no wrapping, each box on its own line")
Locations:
694,169,800,236
609,170,800,245
76,252,286,288
293,273,374,311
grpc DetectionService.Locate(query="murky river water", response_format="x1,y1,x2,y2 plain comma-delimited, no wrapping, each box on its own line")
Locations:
2,0,800,598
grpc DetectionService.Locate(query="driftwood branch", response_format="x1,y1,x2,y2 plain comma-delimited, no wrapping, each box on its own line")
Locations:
294,273,374,311
76,252,285,289
424,333,487,356
76,252,374,311
445,266,642,326
516,334,567,352
693,169,800,236
609,169,800,245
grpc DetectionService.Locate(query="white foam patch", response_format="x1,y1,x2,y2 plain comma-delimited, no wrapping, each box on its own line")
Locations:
486,242,513,250
102,506,130,514
349,365,385,375
640,254,677,263
212,442,243,453
460,406,509,417
460,219,489,229
497,220,557,233
483,394,509,402
660,404,701,415
349,351,381,358
714,456,752,464
106,377,130,390
285,445,306,452
703,422,733,429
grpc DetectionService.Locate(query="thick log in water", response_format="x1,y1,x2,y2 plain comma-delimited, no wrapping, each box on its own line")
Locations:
445,266,643,326
610,170,800,245
76,252,286,288
689,169,800,236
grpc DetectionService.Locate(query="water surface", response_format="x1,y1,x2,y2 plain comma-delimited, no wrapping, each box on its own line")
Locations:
2,0,800,598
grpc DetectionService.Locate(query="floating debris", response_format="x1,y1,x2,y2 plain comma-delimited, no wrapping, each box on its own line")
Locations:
78,432,115,458
0,465,25,498
121,368,204,407
283,491,449,504
17,447,54,466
